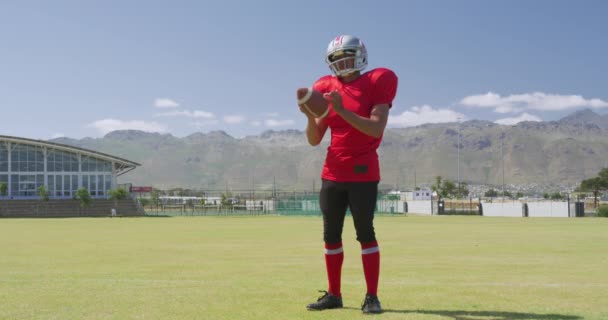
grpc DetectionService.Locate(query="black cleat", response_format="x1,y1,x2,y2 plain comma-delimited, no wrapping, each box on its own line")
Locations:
361,294,382,314
306,290,343,311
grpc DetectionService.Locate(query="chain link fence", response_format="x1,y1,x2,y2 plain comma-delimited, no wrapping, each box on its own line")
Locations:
136,189,404,216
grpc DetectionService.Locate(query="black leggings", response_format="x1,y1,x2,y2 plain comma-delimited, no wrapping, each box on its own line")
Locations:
319,179,379,244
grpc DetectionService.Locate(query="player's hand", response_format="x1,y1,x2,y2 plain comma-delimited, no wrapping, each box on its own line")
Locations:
324,91,344,114
298,104,316,119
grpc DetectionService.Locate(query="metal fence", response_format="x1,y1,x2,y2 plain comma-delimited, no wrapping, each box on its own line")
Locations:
137,189,403,216
133,189,606,217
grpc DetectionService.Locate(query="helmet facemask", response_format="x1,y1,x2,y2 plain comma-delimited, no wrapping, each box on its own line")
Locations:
327,50,358,77
325,35,368,77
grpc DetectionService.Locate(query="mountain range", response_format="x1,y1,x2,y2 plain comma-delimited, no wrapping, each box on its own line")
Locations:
49,109,608,191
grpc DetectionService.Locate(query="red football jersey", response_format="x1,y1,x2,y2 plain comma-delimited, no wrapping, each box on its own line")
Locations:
312,68,398,182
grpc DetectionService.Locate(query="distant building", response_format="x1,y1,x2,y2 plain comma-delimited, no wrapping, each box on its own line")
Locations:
0,135,139,199
413,189,432,200
400,189,433,201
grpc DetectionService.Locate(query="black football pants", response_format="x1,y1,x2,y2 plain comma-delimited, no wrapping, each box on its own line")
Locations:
319,179,378,244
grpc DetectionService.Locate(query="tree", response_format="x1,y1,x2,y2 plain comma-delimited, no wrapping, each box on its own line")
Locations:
107,188,128,200
108,187,128,209
598,205,608,217
0,182,8,216
516,192,524,199
431,176,443,198
550,192,563,200
580,177,603,208
445,180,457,198
150,188,160,208
455,182,469,199
0,182,7,197
579,168,608,208
74,188,92,216
38,185,49,202
221,192,234,206
138,198,150,207
484,189,498,197
37,185,50,216
431,176,458,199
543,193,550,199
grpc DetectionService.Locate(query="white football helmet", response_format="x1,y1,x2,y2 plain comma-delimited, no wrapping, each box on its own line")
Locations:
325,35,368,76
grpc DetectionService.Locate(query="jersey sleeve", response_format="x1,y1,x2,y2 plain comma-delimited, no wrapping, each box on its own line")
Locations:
371,68,398,108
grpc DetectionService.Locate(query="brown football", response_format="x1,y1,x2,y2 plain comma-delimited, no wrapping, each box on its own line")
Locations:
297,87,329,118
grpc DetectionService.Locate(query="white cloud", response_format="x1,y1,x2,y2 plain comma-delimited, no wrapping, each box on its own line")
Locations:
251,121,262,127
87,119,168,135
265,119,295,127
461,91,608,113
388,105,466,127
155,110,215,118
154,98,179,108
264,112,279,117
494,113,542,125
223,115,246,124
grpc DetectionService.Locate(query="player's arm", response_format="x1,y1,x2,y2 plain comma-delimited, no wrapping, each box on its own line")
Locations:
302,111,328,146
325,91,389,138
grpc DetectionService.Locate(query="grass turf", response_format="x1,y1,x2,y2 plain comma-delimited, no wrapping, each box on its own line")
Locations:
1,215,607,319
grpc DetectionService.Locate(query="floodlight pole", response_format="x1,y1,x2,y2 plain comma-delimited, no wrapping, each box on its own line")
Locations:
457,117,462,197
501,127,505,198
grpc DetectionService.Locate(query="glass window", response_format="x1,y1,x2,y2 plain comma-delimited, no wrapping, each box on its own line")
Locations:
46,149,78,172
55,175,62,197
0,174,7,196
83,175,88,191
11,174,18,197
10,174,44,197
105,174,112,193
81,156,112,173
48,175,55,194
90,175,97,196
72,175,78,194
0,144,8,172
64,175,71,196
97,175,104,196
11,144,44,172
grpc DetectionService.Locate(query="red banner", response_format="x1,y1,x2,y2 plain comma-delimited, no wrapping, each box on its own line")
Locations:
130,186,153,193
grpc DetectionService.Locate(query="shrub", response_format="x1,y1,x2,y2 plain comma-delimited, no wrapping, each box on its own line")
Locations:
75,188,92,208
597,205,608,217
38,185,49,201
138,198,150,206
0,182,7,196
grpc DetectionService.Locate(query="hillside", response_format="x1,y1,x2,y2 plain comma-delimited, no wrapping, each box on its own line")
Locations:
49,109,608,190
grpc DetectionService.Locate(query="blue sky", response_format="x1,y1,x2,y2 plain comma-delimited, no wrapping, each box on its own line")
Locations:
1,0,607,139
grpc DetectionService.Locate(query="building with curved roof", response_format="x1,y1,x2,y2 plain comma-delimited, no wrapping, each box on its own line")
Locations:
0,135,140,199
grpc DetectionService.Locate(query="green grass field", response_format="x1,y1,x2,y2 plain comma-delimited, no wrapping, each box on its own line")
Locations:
1,215,607,320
